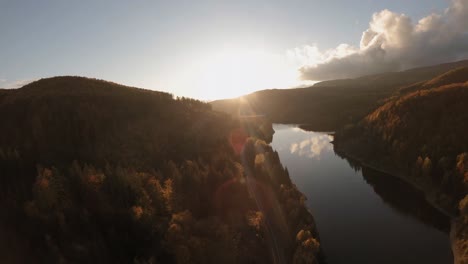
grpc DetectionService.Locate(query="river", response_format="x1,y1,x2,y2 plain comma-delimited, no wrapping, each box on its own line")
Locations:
270,124,453,264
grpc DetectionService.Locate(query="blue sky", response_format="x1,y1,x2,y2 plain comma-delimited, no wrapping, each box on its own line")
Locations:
1,0,462,100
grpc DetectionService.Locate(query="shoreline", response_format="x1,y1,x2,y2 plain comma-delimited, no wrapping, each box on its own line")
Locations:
333,143,464,264
333,144,457,218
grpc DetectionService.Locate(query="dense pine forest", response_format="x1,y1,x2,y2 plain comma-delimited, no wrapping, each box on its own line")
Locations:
0,77,320,263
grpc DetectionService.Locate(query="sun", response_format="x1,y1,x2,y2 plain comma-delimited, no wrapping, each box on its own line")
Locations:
190,48,303,100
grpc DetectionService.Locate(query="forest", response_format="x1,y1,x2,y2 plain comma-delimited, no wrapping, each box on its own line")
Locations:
333,68,468,263
0,77,321,263
2,61,467,263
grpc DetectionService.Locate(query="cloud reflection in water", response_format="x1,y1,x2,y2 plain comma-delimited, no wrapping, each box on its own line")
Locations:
289,131,333,159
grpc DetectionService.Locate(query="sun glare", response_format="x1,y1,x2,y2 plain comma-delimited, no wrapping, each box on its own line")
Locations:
186,49,304,100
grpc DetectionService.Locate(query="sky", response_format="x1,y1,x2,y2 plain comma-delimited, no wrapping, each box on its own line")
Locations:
1,0,467,100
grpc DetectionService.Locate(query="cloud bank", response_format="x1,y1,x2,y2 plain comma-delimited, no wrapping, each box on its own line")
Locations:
296,0,468,80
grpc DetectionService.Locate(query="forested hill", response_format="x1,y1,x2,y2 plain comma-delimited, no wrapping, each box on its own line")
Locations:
0,76,320,264
333,69,468,263
335,79,468,207
211,60,468,131
397,67,468,95
0,76,221,167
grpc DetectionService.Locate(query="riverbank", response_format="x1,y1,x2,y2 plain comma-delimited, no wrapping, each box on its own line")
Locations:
451,218,468,264
333,144,457,217
242,136,324,263
272,124,453,264
333,142,465,264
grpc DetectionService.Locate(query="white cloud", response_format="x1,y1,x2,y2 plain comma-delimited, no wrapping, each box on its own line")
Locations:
293,0,468,80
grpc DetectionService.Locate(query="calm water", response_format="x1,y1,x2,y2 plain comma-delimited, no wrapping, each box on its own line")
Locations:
271,124,453,264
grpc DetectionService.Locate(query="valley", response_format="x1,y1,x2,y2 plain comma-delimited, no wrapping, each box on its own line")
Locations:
0,60,466,263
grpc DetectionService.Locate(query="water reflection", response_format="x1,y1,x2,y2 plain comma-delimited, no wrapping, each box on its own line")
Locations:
290,133,333,159
361,166,451,233
271,124,453,264
335,152,451,233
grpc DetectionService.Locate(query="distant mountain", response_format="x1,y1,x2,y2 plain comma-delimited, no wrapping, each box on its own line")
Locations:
0,77,320,264
398,66,468,95
211,60,468,131
315,60,468,89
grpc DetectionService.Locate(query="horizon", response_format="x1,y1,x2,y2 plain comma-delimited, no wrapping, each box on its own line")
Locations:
2,0,467,100
3,56,467,102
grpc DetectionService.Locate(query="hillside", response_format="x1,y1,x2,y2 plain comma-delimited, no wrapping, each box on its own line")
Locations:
211,60,468,131
333,72,468,263
0,77,320,263
398,67,468,95
335,81,468,209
